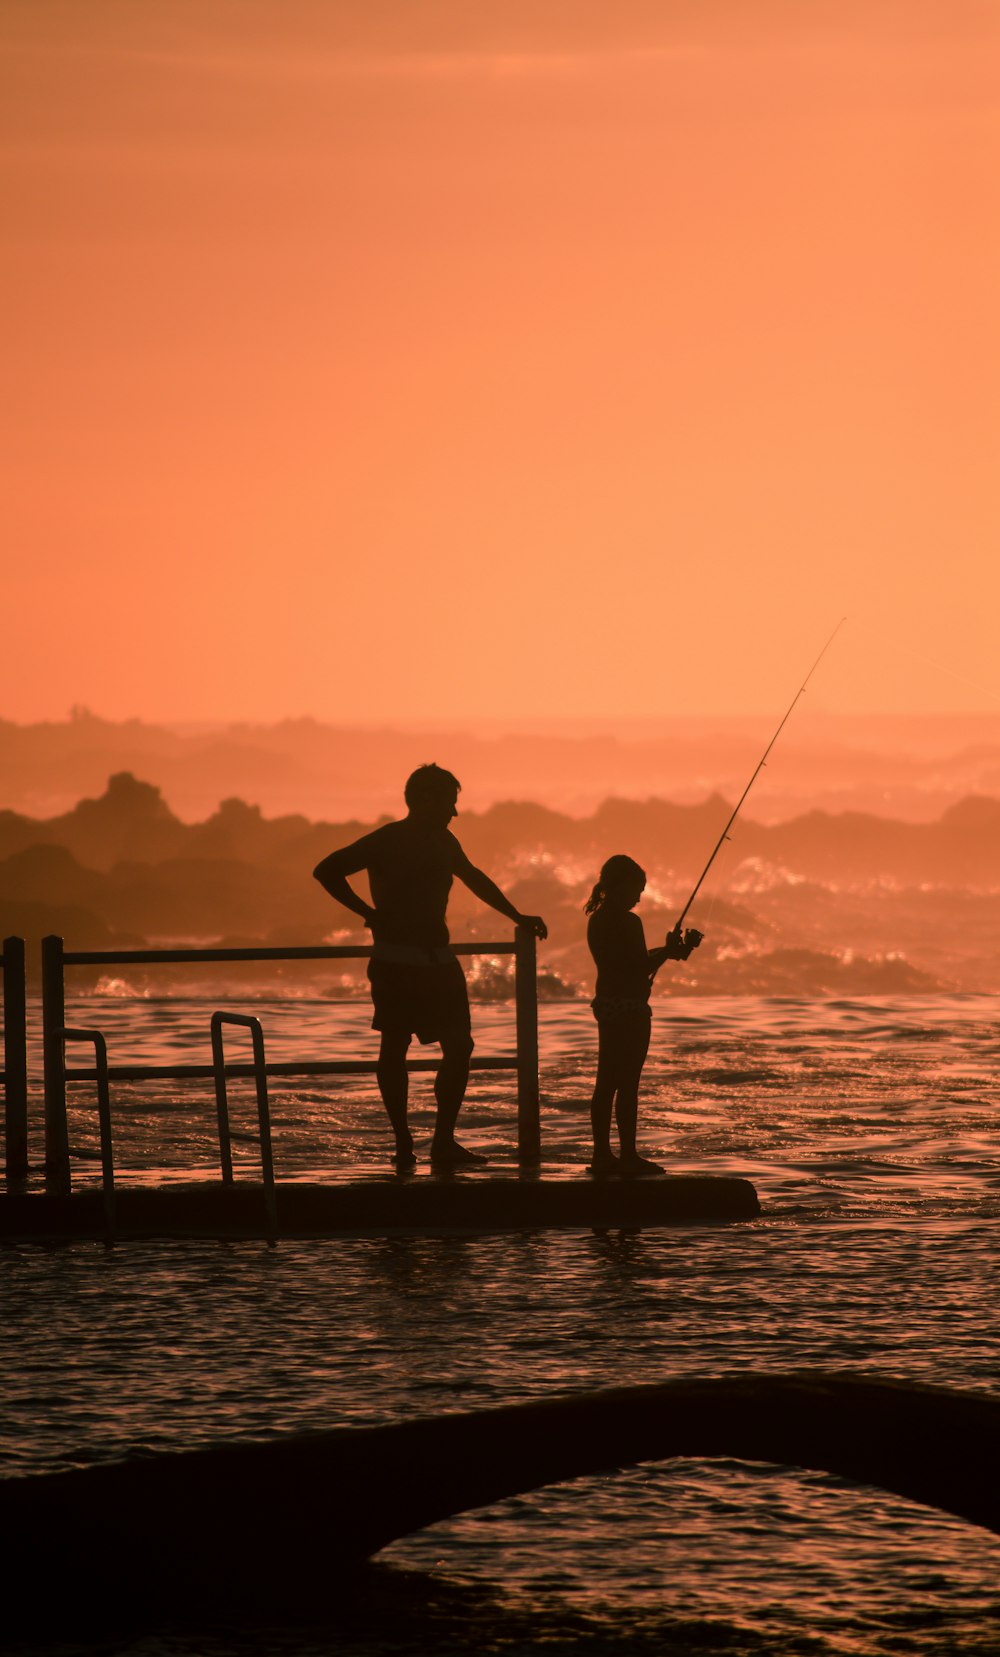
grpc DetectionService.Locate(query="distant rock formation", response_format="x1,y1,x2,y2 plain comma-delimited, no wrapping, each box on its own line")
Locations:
1,770,998,989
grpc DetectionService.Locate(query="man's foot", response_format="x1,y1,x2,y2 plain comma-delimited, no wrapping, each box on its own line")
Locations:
588,1150,621,1178
619,1153,665,1178
393,1143,417,1173
430,1139,488,1168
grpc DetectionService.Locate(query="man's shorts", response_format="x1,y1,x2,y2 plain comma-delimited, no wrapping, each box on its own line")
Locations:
367,956,473,1046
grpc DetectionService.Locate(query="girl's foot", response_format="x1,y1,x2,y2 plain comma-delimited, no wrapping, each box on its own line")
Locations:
589,1149,621,1178
393,1143,417,1173
430,1138,488,1167
619,1152,665,1177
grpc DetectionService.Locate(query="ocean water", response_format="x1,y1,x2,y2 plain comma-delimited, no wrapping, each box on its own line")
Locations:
4,992,1000,1655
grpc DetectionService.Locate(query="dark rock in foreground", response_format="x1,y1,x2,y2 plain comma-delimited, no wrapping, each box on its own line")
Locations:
0,1373,996,1623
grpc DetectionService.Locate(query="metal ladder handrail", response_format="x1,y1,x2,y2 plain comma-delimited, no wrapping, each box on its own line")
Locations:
210,1011,278,1240
60,1027,115,1238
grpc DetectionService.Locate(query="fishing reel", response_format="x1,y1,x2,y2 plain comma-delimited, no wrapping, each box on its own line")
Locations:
666,926,704,960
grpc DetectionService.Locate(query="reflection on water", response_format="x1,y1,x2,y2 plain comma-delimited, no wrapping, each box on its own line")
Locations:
6,995,1000,1652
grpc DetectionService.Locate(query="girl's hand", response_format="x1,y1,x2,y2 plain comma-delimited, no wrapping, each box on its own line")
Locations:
664,927,686,960
665,926,704,960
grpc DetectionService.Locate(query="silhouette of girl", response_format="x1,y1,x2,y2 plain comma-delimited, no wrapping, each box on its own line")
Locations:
585,854,703,1176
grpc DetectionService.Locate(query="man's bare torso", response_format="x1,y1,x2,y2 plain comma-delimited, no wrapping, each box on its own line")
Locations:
345,819,461,949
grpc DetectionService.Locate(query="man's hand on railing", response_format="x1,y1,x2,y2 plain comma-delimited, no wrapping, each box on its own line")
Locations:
516,914,548,942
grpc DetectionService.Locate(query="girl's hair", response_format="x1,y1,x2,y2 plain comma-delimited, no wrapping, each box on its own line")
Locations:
584,854,646,914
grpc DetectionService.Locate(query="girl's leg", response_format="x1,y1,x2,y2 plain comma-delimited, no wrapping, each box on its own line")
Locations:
614,1019,660,1173
590,1022,622,1171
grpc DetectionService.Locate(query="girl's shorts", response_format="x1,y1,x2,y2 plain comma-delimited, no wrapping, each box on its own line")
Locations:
591,996,652,1025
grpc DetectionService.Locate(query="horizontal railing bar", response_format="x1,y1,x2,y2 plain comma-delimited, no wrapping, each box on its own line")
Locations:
60,942,517,965
63,1056,520,1082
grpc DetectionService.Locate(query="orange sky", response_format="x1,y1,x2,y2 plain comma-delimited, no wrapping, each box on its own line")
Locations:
3,1,999,723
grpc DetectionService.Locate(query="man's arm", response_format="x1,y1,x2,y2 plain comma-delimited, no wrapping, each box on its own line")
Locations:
313,838,378,929
452,850,548,941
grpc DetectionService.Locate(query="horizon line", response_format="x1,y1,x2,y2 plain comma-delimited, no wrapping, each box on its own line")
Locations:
9,708,1000,734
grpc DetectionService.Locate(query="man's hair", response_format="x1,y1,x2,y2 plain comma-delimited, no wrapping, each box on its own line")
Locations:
404,764,462,808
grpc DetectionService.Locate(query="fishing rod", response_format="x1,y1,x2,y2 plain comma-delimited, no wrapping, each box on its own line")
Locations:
671,617,847,937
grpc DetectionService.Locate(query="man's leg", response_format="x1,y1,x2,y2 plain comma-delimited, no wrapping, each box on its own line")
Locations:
430,1029,482,1165
376,1028,415,1169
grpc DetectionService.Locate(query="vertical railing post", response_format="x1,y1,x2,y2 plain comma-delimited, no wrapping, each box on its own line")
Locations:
249,1019,278,1241
41,935,70,1194
210,1015,235,1186
514,926,540,1166
93,1032,115,1238
3,937,29,1181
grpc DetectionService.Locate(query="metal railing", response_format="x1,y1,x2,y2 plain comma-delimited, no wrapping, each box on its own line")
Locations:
211,1011,278,1240
40,930,540,1193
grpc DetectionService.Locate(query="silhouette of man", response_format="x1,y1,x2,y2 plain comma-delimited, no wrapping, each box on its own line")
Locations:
314,765,547,1171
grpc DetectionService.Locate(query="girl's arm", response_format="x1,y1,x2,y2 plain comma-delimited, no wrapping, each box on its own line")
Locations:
648,927,705,979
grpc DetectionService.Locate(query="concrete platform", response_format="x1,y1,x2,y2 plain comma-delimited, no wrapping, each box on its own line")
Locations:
0,1174,760,1239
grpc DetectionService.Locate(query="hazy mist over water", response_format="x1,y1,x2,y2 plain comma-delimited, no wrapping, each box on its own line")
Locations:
8,708,1000,821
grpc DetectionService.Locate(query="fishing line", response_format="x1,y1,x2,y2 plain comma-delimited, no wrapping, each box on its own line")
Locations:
849,619,1000,711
